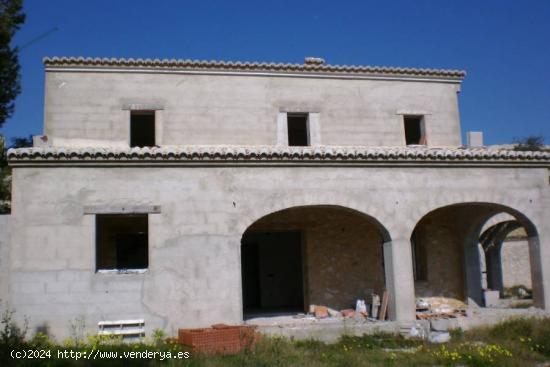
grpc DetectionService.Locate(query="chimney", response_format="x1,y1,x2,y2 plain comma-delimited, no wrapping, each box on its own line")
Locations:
304,57,325,65
467,131,484,148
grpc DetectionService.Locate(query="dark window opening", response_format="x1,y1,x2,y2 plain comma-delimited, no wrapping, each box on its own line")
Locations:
404,116,425,145
287,113,309,146
411,229,427,281
241,231,304,317
96,214,148,270
130,111,155,147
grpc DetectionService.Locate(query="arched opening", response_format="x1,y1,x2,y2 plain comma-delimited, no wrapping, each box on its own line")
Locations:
479,220,533,307
410,203,542,310
241,205,389,319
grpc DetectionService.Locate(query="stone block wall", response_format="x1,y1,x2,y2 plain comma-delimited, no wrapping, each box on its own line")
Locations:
44,71,462,147
501,240,532,289
248,206,385,310
413,209,465,300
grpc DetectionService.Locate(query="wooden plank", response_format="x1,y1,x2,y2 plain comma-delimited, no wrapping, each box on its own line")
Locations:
379,291,389,321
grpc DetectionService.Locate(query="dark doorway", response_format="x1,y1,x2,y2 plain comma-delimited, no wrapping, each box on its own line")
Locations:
241,231,304,317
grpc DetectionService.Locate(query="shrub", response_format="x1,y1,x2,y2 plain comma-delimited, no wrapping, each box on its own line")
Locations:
513,135,545,151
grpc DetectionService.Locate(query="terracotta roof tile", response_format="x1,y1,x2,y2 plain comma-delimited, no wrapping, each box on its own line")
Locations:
8,146,549,165
43,57,466,80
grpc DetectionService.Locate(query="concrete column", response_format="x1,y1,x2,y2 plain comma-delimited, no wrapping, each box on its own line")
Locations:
485,246,504,294
383,239,416,321
528,235,546,309
464,239,484,306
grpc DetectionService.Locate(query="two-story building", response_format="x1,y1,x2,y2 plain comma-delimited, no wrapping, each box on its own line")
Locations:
2,56,549,339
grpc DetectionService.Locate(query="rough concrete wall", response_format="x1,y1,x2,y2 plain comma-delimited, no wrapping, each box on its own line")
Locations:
248,207,385,311
414,209,465,300
0,215,10,304
6,165,548,339
44,71,462,147
501,240,532,289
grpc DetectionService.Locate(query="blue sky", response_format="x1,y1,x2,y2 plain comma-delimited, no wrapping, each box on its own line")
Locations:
3,0,549,145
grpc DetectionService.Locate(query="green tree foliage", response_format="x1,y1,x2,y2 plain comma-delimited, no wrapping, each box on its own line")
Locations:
0,136,9,213
513,135,545,151
0,0,26,212
0,135,32,213
10,134,31,148
0,0,26,126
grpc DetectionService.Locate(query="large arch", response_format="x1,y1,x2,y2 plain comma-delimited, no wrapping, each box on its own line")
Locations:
409,202,543,309
479,220,532,299
239,205,391,319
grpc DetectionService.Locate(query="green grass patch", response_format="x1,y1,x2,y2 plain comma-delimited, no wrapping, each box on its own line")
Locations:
2,317,550,366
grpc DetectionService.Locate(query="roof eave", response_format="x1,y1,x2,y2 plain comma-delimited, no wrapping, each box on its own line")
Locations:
42,57,466,81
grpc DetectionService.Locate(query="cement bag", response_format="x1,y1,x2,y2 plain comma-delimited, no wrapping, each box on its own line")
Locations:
355,299,367,313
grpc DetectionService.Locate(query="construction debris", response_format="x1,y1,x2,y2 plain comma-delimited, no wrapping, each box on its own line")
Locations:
178,324,257,355
355,299,367,314
428,331,451,343
370,294,381,318
415,299,429,310
307,294,387,321
416,310,466,320
417,297,467,310
379,291,389,321
415,297,467,320
341,309,356,318
483,290,500,307
314,305,329,319
327,308,341,318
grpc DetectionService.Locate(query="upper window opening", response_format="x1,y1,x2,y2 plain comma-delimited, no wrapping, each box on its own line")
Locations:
287,113,309,146
130,111,155,147
404,116,426,145
96,214,148,271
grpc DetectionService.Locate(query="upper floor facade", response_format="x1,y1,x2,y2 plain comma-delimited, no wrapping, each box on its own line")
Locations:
41,57,466,148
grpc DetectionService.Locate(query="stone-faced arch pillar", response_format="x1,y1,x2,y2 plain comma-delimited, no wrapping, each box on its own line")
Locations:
407,201,546,310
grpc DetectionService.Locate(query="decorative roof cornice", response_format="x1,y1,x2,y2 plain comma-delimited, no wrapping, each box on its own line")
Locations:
8,146,550,167
43,57,466,81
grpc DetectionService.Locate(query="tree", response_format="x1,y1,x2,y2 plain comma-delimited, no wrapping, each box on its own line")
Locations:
10,134,31,148
0,136,9,212
513,135,545,152
0,134,31,213
0,0,25,127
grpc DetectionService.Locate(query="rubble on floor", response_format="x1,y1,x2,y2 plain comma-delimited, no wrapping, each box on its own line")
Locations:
415,297,468,320
306,292,389,322
246,293,390,328
304,303,377,322
248,306,550,344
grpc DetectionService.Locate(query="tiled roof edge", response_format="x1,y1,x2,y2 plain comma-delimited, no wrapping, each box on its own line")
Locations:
8,146,549,163
43,57,466,80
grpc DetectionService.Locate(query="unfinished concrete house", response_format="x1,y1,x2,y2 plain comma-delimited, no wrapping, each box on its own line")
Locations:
1,56,549,339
